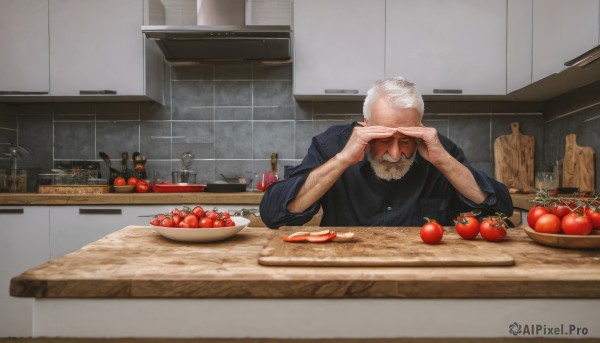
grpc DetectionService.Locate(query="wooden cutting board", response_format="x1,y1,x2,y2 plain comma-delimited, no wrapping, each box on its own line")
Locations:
258,227,515,267
493,122,535,189
562,134,595,193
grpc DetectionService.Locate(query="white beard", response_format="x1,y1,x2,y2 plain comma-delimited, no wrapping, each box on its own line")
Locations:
367,152,415,181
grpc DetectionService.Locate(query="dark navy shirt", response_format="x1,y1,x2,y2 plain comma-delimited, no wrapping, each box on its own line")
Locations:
260,123,513,228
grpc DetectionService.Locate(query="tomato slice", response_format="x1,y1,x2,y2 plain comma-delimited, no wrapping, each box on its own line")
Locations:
283,234,310,242
306,232,337,243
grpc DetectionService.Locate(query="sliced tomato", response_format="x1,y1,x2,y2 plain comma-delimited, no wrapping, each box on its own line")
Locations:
306,232,337,243
283,234,310,242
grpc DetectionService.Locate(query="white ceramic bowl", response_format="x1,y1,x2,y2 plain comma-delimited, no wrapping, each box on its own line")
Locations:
151,216,250,242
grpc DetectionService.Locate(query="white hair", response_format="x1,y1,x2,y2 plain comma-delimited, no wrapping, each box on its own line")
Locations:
363,76,425,121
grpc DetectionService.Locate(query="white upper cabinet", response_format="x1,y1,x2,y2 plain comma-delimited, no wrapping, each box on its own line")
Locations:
507,0,533,94
0,0,164,102
385,0,507,96
532,0,600,83
0,0,50,94
49,0,163,101
293,0,385,99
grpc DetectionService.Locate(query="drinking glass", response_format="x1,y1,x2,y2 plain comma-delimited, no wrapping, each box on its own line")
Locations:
535,172,554,192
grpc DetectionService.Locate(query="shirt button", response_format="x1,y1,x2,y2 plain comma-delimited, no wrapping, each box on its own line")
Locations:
387,206,392,211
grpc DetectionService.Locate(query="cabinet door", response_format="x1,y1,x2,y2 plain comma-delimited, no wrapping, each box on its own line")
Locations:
385,0,507,95
0,0,49,94
293,0,385,99
49,0,144,96
507,0,533,93
532,0,600,83
0,207,50,337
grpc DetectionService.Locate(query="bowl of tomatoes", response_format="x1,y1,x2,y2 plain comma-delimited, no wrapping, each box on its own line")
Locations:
149,205,250,242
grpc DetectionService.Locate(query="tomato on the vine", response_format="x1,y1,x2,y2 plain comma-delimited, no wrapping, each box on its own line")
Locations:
135,181,149,193
192,205,205,219
527,206,550,228
420,218,444,244
551,202,571,219
561,212,593,235
534,213,561,234
127,177,139,186
584,206,600,230
454,214,480,240
199,217,214,228
480,216,507,242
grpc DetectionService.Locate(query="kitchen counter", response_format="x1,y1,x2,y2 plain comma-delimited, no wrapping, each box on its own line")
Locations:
11,225,600,299
8,225,600,339
0,191,263,205
0,192,536,209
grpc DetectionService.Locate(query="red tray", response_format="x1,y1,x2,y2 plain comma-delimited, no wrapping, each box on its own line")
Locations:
152,183,206,193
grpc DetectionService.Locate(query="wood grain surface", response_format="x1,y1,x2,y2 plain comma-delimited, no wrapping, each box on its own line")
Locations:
258,227,514,267
0,192,263,205
10,225,600,299
37,185,109,194
562,134,595,192
494,122,535,189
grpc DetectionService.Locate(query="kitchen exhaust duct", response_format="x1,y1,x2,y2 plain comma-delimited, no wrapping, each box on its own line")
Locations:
142,0,291,61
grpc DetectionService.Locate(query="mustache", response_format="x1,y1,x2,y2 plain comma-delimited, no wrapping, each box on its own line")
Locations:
380,153,414,163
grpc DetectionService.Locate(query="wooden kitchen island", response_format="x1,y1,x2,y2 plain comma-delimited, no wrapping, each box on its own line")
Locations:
10,224,600,340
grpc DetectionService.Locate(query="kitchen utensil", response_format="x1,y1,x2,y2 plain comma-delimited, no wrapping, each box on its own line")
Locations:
493,122,535,189
99,152,111,168
150,217,250,243
121,152,129,175
562,134,595,193
258,227,514,267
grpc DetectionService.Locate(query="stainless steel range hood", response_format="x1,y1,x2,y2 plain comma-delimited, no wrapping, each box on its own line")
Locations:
142,0,291,61
142,25,291,61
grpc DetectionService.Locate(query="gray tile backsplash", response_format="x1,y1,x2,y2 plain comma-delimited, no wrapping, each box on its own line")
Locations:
5,61,598,192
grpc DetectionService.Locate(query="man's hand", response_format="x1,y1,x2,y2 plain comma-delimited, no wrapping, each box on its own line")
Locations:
396,126,450,167
337,124,397,166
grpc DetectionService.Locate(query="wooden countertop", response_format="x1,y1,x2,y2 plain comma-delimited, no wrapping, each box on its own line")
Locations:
0,192,263,205
1,192,534,209
10,225,600,299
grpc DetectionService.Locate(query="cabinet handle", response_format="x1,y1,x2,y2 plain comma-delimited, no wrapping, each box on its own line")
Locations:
0,91,49,95
79,90,117,95
0,208,24,214
79,208,122,215
433,89,462,94
324,89,359,94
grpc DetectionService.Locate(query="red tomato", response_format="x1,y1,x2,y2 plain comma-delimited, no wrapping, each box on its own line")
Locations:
220,211,231,219
534,213,561,234
192,206,205,219
178,221,191,228
527,206,550,228
172,215,182,226
454,214,480,240
420,219,444,244
225,219,235,227
150,217,160,226
199,217,214,228
551,202,571,219
160,217,174,227
127,177,138,186
561,212,593,235
135,182,149,193
182,213,199,228
283,234,310,242
113,177,126,186
479,217,507,242
205,211,218,220
213,219,225,228
584,206,600,230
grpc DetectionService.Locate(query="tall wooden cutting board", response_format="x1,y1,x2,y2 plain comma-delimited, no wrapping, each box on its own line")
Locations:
494,122,535,189
258,227,514,267
562,134,595,193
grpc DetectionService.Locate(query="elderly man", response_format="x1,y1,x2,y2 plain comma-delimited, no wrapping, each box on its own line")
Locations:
260,77,512,228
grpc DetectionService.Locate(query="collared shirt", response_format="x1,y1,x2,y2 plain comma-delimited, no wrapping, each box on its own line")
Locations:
259,123,513,228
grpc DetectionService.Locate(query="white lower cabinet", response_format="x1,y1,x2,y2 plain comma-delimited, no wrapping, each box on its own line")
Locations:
0,206,50,337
